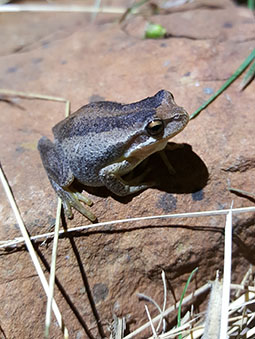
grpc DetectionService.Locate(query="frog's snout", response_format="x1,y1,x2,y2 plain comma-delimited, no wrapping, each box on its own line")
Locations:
174,107,189,124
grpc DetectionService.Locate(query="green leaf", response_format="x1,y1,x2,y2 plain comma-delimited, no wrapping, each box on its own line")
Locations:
145,23,166,39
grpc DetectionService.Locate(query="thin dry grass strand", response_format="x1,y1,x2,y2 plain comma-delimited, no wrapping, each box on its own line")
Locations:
219,207,233,338
156,271,167,333
0,88,69,103
1,206,255,250
0,88,70,123
91,0,101,21
190,303,194,321
231,283,255,293
145,305,158,338
45,198,64,338
0,3,125,13
229,293,255,311
179,325,204,339
137,293,162,314
0,164,68,336
235,265,253,298
247,319,255,338
123,283,210,339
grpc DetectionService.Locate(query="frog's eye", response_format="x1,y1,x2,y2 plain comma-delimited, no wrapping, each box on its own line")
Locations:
146,119,164,136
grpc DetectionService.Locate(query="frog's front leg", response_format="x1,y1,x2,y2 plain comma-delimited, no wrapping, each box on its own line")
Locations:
38,137,96,221
100,160,155,196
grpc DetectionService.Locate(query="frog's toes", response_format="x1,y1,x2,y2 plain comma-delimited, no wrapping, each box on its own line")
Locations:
73,191,93,206
62,189,96,222
62,199,73,219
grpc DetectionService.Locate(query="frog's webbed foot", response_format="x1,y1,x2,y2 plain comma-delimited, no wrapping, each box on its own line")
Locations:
65,189,97,222
51,180,97,222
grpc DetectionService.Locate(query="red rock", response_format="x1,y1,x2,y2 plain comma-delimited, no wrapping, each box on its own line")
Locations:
0,1,254,337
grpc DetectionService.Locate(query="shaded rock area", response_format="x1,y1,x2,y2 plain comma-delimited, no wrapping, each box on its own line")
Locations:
0,0,255,338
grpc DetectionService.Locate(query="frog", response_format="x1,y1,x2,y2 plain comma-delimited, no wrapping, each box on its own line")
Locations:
38,89,189,222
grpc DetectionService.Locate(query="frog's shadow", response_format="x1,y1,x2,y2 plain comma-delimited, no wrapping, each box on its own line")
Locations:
73,143,209,203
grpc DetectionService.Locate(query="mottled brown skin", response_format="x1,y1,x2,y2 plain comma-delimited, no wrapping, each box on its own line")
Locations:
38,90,189,221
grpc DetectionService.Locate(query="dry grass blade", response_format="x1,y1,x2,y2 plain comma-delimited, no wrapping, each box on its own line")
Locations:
0,164,68,336
45,198,63,338
145,305,157,338
0,88,67,102
0,3,125,13
137,293,163,315
0,88,71,118
1,207,255,250
156,271,167,333
91,0,102,21
219,206,233,338
235,265,253,298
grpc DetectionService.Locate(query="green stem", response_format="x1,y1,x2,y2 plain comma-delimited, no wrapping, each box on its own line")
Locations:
248,0,255,10
190,48,255,120
177,267,198,339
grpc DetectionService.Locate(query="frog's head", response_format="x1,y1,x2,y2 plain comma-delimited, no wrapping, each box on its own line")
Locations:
145,89,189,139
123,89,189,159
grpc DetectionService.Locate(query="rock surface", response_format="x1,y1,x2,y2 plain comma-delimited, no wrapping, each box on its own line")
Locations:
0,0,255,338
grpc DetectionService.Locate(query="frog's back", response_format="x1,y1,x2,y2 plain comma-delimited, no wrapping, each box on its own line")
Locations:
52,90,167,142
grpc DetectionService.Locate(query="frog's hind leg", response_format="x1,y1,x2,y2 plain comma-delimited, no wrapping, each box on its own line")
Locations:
38,137,74,187
38,137,96,221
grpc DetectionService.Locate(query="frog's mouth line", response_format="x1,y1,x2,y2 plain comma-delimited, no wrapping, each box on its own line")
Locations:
123,137,168,161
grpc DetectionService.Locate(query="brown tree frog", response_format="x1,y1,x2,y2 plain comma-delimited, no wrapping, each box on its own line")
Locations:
38,90,189,221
